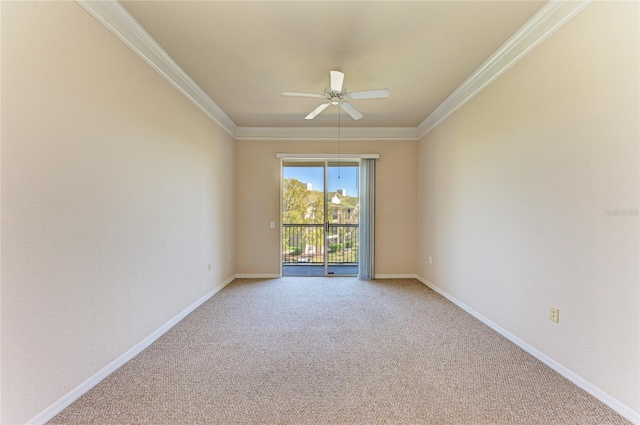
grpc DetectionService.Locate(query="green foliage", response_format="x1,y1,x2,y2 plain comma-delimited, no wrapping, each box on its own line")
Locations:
282,178,324,250
329,243,343,253
282,178,308,224
282,178,323,225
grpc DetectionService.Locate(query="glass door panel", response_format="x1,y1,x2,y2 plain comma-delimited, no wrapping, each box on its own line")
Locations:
282,162,325,276
326,162,359,276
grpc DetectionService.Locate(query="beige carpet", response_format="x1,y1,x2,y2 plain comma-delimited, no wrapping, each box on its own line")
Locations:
50,278,630,424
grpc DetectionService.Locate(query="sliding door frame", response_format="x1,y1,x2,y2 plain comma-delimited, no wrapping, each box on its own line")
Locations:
278,154,379,277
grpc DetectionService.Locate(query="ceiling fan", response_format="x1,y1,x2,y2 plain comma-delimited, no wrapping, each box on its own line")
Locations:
283,70,390,121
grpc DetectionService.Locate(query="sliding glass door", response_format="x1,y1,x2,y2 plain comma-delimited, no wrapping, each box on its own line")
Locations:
282,160,359,277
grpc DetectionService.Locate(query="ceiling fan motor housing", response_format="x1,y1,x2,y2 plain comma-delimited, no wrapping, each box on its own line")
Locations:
325,88,348,105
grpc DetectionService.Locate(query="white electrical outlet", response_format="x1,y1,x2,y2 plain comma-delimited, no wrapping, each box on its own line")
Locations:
207,262,212,271
270,221,275,229
549,307,559,323
429,256,433,265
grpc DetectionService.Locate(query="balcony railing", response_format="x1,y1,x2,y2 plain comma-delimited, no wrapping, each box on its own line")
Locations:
283,224,359,264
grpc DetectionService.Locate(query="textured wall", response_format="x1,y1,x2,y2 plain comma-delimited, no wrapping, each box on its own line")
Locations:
1,2,236,423
236,139,417,276
417,1,639,412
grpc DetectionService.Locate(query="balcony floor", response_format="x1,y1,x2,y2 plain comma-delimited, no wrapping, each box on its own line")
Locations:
282,264,358,277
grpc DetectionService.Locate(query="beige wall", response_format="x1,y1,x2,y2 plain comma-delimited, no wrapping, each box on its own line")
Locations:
0,2,236,423
417,1,639,412
236,139,417,276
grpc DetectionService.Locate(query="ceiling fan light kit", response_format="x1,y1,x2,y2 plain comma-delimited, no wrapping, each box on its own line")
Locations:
283,70,390,121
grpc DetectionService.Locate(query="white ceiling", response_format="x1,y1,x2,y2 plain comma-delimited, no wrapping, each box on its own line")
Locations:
118,1,546,130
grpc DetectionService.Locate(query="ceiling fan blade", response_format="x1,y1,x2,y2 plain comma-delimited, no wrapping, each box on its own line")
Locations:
330,71,344,92
340,102,363,120
305,103,331,120
348,89,390,100
282,92,325,99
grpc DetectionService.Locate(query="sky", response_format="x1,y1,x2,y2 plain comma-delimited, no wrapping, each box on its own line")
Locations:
283,163,359,197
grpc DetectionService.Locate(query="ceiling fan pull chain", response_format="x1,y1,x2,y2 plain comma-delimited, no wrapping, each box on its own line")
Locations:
338,109,341,179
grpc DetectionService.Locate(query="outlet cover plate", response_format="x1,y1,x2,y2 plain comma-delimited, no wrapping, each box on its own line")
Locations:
549,307,559,323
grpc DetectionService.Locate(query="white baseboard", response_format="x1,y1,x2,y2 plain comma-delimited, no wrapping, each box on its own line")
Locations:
374,274,418,279
236,274,418,280
235,274,281,279
415,275,640,425
26,275,236,425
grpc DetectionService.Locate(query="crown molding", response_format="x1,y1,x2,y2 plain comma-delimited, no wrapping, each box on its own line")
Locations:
235,126,419,141
75,0,238,137
77,0,591,142
417,0,593,139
